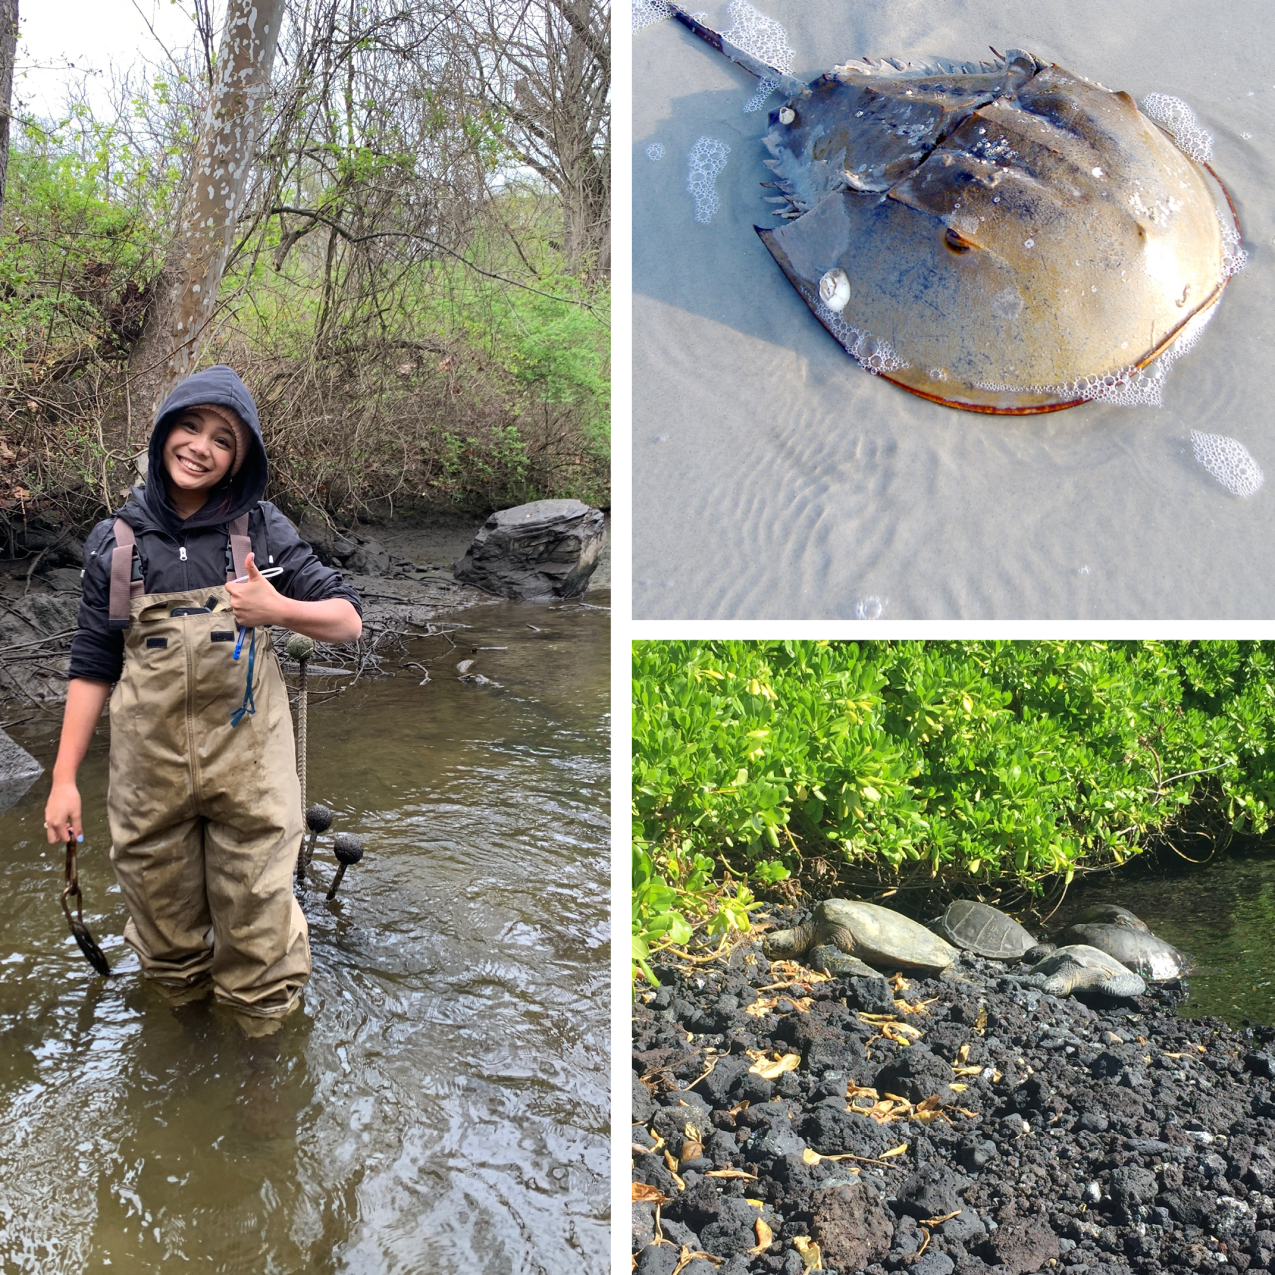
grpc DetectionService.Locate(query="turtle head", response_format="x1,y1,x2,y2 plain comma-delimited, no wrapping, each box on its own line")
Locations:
763,921,815,960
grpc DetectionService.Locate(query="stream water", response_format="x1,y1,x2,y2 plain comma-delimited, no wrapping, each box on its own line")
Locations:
1061,849,1275,1029
0,594,610,1273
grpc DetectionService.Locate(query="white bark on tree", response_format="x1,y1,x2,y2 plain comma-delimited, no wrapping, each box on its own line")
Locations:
129,0,285,420
0,0,17,234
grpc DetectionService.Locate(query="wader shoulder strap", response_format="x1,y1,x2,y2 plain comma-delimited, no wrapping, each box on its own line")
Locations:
227,514,251,583
108,519,143,630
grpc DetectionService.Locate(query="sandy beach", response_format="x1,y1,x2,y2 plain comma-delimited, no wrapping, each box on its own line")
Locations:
633,0,1275,619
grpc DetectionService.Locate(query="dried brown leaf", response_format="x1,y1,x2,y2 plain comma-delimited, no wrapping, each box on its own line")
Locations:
746,1051,801,1080
750,1217,774,1253
792,1235,823,1269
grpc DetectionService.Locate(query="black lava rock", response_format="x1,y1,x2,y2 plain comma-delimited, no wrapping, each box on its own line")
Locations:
632,918,1275,1275
982,1220,1060,1274
1108,1165,1158,1219
844,974,898,1015
894,1162,966,1221
698,1055,752,1107
811,1182,894,1270
875,1046,956,1104
633,1080,656,1124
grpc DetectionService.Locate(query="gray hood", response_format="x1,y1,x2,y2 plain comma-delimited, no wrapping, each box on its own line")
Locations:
140,365,268,532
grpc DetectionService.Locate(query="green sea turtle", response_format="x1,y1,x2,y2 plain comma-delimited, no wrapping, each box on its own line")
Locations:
765,898,958,974
663,5,1243,414
1061,906,1193,982
1073,903,1148,930
1026,943,1146,999
932,899,1043,961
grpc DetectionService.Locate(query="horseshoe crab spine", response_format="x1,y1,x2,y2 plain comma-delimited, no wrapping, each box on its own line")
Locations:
667,2,806,100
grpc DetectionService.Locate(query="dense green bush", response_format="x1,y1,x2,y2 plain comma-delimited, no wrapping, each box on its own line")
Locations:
634,642,1275,919
631,838,758,985
0,116,609,528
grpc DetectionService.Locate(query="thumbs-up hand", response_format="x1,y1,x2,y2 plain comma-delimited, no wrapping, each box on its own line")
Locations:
226,552,284,628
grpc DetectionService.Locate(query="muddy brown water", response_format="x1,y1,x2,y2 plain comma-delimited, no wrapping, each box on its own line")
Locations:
0,594,609,1273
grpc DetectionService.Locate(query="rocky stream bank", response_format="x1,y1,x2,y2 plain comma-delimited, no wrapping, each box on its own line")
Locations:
0,508,610,709
632,913,1275,1275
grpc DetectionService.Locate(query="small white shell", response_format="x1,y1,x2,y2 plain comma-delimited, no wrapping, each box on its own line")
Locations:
778,106,796,125
819,268,851,311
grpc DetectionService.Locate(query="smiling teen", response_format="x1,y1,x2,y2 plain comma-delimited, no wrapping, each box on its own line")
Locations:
43,365,362,1028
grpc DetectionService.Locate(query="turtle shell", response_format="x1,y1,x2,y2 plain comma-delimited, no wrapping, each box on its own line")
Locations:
1061,920,1192,982
935,899,1037,960
1074,903,1150,931
814,898,958,972
1029,943,1147,998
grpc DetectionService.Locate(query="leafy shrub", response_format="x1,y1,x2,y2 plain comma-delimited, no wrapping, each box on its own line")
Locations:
0,121,609,532
634,641,1275,905
632,838,759,986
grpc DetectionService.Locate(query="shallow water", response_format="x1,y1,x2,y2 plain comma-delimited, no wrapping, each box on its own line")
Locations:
0,595,610,1273
633,0,1275,618
1061,849,1275,1027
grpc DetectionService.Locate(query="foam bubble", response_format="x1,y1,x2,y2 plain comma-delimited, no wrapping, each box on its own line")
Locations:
854,597,886,620
646,143,666,161
688,137,731,223
1140,93,1213,163
721,0,794,111
743,75,780,113
632,0,672,33
1191,431,1264,498
814,301,910,374
1219,213,1248,279
1085,304,1215,407
721,0,795,72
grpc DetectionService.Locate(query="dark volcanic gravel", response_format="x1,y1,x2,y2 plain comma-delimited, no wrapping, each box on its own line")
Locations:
632,915,1275,1275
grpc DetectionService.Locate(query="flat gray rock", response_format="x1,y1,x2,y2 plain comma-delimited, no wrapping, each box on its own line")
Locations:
0,728,42,815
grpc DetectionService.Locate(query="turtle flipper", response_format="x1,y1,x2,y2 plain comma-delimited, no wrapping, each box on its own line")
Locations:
1097,971,1147,999
1036,970,1075,997
808,944,879,979
822,922,857,953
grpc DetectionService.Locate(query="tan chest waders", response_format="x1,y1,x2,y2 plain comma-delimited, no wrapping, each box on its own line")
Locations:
104,516,310,1017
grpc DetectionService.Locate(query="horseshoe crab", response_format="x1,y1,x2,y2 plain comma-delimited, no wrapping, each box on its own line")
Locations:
666,5,1241,413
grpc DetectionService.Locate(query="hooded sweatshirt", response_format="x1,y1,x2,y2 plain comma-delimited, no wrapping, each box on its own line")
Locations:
69,365,361,684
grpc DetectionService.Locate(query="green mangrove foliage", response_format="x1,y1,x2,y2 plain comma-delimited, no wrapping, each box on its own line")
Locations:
633,642,1275,936
632,839,759,985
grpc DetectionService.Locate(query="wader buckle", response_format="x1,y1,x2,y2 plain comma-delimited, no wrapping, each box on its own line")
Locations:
60,841,111,977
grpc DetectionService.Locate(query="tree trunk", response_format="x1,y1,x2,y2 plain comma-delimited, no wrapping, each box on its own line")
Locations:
0,0,17,234
129,0,285,423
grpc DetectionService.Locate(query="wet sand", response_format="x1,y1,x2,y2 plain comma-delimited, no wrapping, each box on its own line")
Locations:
633,0,1275,619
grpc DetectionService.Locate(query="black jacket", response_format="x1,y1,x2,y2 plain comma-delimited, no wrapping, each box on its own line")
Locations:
69,366,360,684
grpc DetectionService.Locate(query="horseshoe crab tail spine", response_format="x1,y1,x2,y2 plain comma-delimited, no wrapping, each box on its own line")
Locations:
666,2,807,100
